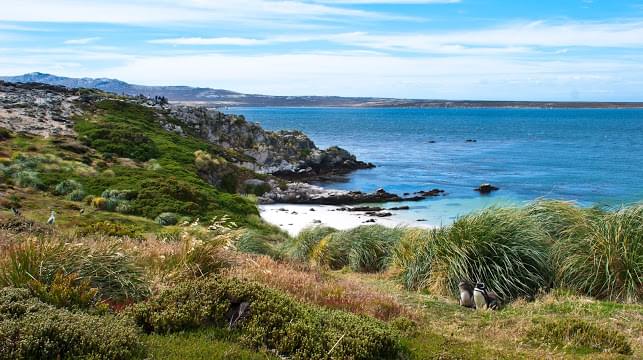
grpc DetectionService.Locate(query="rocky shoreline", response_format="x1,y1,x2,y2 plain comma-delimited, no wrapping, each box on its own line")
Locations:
259,181,446,205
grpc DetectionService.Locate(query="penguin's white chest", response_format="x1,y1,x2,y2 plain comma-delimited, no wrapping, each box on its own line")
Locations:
473,290,487,310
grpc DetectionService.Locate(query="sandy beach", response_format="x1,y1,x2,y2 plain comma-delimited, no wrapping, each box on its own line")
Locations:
259,203,435,235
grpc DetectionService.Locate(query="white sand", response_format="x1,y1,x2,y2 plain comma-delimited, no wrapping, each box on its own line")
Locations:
259,204,435,236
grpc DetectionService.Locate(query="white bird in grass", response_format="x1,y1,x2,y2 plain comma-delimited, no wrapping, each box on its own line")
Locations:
47,210,56,225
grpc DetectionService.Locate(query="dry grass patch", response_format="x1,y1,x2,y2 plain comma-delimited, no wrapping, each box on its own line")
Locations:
226,255,416,321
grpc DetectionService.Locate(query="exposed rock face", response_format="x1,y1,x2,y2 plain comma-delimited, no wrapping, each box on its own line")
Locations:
0,81,81,137
168,105,373,178
259,182,434,205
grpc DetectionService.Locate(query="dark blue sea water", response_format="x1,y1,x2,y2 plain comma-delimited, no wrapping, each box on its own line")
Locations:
234,107,643,225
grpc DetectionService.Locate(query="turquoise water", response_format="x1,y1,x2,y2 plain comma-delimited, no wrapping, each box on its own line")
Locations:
234,107,643,225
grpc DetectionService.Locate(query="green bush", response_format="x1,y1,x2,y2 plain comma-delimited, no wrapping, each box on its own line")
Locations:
130,277,403,359
67,188,85,201
0,240,148,302
553,205,643,303
12,170,44,190
28,272,101,310
156,212,180,226
0,287,145,360
77,121,159,162
102,189,137,201
54,179,82,196
132,178,206,218
79,221,142,238
526,318,632,355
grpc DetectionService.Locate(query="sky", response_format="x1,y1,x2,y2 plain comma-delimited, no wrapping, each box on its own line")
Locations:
1,0,643,101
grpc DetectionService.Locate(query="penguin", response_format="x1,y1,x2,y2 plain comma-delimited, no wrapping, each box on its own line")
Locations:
79,208,85,215
47,210,56,225
458,280,475,308
473,282,500,310
10,207,21,217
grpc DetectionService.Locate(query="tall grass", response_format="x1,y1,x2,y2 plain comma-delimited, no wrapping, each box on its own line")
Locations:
553,205,642,303
340,225,405,273
431,207,552,300
285,226,337,262
525,200,595,242
390,228,441,291
0,237,149,302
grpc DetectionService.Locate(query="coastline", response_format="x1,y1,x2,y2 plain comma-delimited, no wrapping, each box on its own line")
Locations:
259,203,435,235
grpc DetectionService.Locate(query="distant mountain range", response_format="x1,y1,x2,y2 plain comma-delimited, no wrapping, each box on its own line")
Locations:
2,72,643,108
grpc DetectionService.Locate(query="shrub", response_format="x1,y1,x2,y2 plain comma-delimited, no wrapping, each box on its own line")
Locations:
430,207,552,301
91,196,108,209
0,287,145,360
0,239,149,302
102,189,137,201
286,226,338,262
129,277,403,359
28,272,101,310
77,121,159,162
132,177,206,218
115,201,133,214
79,221,142,238
67,188,85,201
54,179,82,196
12,170,44,190
156,212,180,226
552,205,643,303
526,318,632,355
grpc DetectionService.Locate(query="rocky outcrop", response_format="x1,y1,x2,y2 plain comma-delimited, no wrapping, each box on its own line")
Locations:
0,81,81,137
475,183,499,194
167,105,373,179
259,182,439,205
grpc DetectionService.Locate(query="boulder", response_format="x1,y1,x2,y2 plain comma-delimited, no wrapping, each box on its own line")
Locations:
474,183,499,194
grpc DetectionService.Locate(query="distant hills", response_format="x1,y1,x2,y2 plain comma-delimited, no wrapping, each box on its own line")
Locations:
2,72,643,108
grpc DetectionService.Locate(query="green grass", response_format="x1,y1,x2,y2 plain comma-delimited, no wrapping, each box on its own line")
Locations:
145,328,277,360
526,318,632,355
552,204,643,303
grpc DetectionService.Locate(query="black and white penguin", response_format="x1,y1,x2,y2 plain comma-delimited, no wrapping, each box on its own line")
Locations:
47,210,56,225
473,282,500,310
458,280,475,308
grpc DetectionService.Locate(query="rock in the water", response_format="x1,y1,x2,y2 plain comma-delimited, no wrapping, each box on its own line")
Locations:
474,183,499,194
389,206,410,210
349,206,384,212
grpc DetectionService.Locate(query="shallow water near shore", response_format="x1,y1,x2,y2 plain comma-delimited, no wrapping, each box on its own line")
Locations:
236,107,643,227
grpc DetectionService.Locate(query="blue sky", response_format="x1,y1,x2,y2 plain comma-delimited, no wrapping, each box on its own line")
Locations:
1,0,643,101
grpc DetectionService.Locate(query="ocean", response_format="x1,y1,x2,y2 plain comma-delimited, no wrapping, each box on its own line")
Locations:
234,107,643,226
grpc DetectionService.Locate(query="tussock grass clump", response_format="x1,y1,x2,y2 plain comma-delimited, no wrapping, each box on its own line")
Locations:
130,276,403,359
286,226,338,262
234,231,280,258
309,231,352,269
526,318,632,355
391,228,442,291
431,207,552,300
54,179,82,196
553,205,643,303
0,287,145,360
525,200,594,242
0,238,149,302
343,225,405,273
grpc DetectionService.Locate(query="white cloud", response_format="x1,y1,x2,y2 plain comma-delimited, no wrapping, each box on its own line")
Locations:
0,0,406,24
86,52,643,101
64,37,101,45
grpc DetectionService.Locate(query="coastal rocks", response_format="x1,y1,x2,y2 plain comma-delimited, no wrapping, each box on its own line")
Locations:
474,183,499,194
259,182,433,205
389,206,410,210
415,189,445,197
167,105,373,180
